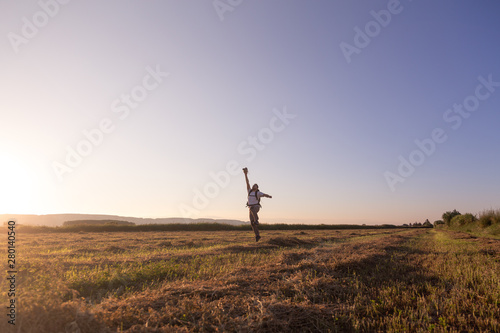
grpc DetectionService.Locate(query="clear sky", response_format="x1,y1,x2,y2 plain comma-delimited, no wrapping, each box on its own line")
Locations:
1,0,499,224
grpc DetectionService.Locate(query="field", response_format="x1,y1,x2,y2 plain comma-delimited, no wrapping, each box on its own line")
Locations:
1,227,499,332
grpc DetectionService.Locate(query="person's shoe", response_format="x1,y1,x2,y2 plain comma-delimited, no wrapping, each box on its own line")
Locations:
256,236,261,242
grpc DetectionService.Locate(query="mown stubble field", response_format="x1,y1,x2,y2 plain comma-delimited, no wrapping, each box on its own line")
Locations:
1,228,499,332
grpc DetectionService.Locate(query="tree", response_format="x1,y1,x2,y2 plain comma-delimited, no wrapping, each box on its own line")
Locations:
434,220,445,227
423,219,432,228
442,209,461,226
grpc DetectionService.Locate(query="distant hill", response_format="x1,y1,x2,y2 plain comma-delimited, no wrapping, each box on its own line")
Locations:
63,220,135,227
0,214,246,227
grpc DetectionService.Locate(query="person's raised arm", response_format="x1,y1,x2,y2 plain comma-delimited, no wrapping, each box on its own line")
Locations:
243,168,250,192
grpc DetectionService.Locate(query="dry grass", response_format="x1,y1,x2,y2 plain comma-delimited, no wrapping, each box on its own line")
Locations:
1,228,498,332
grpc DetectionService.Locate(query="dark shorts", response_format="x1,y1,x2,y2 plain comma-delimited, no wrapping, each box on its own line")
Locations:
249,205,260,224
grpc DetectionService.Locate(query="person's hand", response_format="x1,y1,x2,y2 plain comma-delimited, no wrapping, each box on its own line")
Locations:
268,195,272,199
243,167,248,174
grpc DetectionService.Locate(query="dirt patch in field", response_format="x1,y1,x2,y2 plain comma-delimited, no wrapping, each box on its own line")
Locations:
311,236,342,243
479,249,497,256
72,248,100,254
224,244,276,253
175,240,197,248
278,251,309,265
103,246,126,253
90,276,340,332
266,237,315,247
157,241,173,247
442,230,500,257
477,238,500,258
446,231,478,240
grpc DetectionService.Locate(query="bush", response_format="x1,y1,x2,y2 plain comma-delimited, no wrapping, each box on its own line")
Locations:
450,213,477,227
478,209,500,228
433,220,445,227
423,219,433,228
442,209,461,226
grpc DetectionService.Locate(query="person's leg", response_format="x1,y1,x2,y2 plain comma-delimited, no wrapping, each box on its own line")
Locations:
250,206,261,241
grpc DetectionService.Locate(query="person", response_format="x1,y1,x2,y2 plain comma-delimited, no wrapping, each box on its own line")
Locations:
243,167,272,242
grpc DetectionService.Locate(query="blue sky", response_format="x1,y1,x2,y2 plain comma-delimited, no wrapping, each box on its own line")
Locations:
1,0,499,224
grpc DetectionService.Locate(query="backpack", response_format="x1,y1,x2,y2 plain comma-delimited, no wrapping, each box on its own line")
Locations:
246,189,261,207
